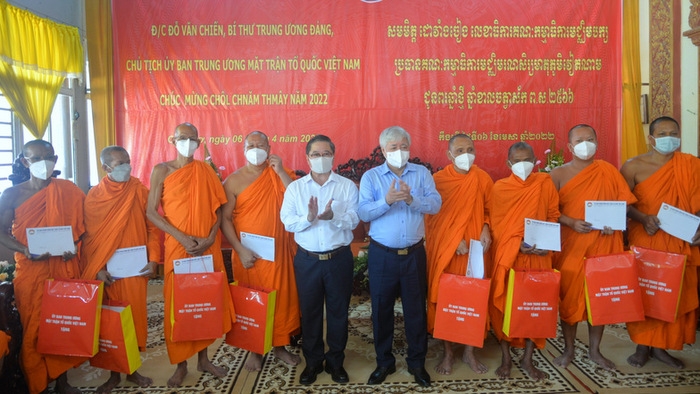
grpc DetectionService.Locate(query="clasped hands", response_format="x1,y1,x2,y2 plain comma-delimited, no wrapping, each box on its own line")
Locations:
307,196,334,222
385,179,413,205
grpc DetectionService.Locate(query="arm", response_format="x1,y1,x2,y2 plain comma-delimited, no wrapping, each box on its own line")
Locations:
0,188,35,259
280,182,314,233
186,207,222,256
268,154,293,188
406,170,442,215
146,163,197,251
559,214,592,233
328,182,360,231
220,176,259,268
357,172,391,222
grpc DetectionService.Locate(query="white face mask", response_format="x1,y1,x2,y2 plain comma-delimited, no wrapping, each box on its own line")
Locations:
176,139,198,158
108,163,132,183
385,150,409,168
510,161,534,181
452,152,475,172
245,148,268,165
652,136,681,154
309,156,333,174
29,160,55,180
572,141,597,160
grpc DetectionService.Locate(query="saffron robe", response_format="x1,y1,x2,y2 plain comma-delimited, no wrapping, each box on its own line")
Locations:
231,166,300,347
161,160,234,364
425,164,493,333
12,179,85,394
489,172,560,348
554,161,637,324
81,176,162,350
626,152,700,350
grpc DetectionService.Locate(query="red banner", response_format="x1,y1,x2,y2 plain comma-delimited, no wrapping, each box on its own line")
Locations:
112,0,622,183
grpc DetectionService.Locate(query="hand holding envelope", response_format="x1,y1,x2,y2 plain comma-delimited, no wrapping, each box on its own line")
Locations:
523,218,561,252
26,226,76,258
656,202,700,244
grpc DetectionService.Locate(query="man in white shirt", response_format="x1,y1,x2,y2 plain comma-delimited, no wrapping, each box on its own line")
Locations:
280,135,360,385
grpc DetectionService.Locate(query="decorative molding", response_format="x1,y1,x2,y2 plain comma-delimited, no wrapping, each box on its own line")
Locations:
649,0,675,120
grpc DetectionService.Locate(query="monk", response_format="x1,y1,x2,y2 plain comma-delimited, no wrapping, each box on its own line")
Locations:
489,142,560,380
620,116,700,369
549,125,637,370
0,140,86,394
425,134,493,375
221,131,300,372
146,123,235,387
81,146,161,392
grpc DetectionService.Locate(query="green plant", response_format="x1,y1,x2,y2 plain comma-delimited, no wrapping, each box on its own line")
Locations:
539,141,565,173
0,260,15,282
353,247,369,294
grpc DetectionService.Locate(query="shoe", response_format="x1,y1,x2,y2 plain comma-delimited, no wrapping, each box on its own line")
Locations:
299,364,324,385
324,364,349,383
367,365,396,385
408,366,431,387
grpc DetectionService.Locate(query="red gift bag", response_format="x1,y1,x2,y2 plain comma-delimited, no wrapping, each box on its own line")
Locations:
503,269,560,339
631,245,686,322
584,252,645,326
37,279,104,357
90,301,142,374
171,272,225,342
433,273,490,348
226,282,276,354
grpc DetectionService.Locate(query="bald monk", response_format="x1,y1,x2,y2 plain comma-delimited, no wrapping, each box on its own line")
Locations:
81,146,161,392
549,125,637,370
146,123,235,387
489,142,560,380
621,116,700,369
221,131,301,372
425,134,492,375
0,140,86,394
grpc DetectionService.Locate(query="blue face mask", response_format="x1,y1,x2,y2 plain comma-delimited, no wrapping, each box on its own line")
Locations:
652,136,681,154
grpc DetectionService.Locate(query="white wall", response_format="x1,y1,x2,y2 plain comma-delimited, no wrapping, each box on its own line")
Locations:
681,0,699,155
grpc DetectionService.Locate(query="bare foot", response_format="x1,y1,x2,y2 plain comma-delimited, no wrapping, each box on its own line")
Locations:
589,349,616,370
521,358,547,380
126,371,153,387
56,372,81,394
462,346,488,374
167,362,188,387
245,353,263,372
495,360,511,379
626,345,650,368
273,346,301,366
197,358,227,377
96,372,121,394
553,349,574,368
650,347,684,369
435,350,454,375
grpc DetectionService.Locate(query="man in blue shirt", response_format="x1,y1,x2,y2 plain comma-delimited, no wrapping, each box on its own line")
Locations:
358,126,442,387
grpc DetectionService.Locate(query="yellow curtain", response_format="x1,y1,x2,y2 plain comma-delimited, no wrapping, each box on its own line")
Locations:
621,0,648,162
85,0,115,176
0,0,83,139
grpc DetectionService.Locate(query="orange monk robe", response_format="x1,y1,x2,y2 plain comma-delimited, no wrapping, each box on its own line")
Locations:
161,160,235,364
231,166,300,347
626,152,700,350
425,164,493,333
0,331,9,357
81,176,162,351
488,172,560,349
554,161,637,325
11,179,86,394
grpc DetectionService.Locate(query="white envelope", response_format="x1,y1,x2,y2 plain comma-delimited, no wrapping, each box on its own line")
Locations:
523,218,561,252
657,202,700,244
106,245,148,279
466,239,485,279
173,254,214,274
585,200,627,231
240,232,275,262
26,226,75,256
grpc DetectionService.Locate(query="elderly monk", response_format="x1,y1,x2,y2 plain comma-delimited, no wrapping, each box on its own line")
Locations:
425,134,493,375
549,125,637,371
621,116,700,369
0,140,86,394
221,131,300,372
81,146,161,392
489,142,560,380
146,123,235,387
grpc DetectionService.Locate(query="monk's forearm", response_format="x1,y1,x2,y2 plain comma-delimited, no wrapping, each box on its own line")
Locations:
146,209,189,243
559,214,578,229
626,205,648,224
0,234,26,255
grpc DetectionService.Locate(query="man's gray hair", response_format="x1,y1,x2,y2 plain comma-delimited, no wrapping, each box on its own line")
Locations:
379,126,411,148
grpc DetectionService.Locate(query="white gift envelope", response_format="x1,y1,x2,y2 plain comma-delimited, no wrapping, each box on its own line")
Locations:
173,254,214,274
466,239,485,279
240,231,275,262
106,245,148,279
585,200,627,231
26,226,75,256
657,202,700,243
523,218,561,252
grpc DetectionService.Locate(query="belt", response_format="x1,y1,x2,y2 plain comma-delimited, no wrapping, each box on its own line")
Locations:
297,245,349,261
370,238,424,256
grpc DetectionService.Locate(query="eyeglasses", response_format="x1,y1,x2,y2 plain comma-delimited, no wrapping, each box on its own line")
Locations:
308,152,333,159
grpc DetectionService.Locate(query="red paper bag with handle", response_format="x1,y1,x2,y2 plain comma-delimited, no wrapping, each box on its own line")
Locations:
37,279,104,357
90,301,142,374
171,272,225,342
503,269,560,339
433,273,490,348
584,252,645,326
226,282,276,354
631,245,686,322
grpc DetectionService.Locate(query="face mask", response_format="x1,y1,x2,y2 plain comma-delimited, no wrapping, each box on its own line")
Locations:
510,161,534,181
309,156,333,174
29,160,55,180
245,148,268,165
108,163,132,182
452,152,475,172
573,141,597,160
176,139,198,158
385,150,409,168
652,136,681,154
